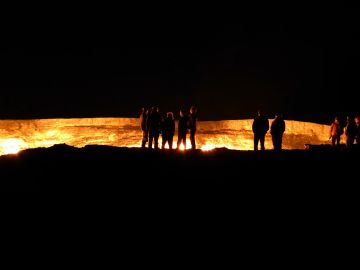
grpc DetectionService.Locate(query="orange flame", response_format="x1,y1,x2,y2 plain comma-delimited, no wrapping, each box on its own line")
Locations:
0,118,334,156
0,139,26,155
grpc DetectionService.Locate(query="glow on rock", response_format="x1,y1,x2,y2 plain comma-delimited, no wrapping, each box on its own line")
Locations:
0,138,26,155
0,118,334,156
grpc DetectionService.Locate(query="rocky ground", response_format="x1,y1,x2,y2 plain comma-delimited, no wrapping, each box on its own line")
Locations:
1,144,359,195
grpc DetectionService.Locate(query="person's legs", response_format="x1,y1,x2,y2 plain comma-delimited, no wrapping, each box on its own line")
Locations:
169,137,173,150
162,137,167,149
182,136,187,149
190,130,196,149
154,133,159,149
149,133,153,149
273,135,282,151
272,136,276,150
260,135,265,151
141,131,147,148
272,136,278,150
177,133,184,149
254,134,259,151
346,136,354,148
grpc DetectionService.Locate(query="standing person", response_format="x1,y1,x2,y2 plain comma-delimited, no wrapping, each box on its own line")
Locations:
147,107,162,149
177,109,188,150
354,116,360,145
139,107,149,148
270,113,286,151
188,106,198,150
161,112,175,149
329,116,342,147
252,110,269,151
344,116,356,148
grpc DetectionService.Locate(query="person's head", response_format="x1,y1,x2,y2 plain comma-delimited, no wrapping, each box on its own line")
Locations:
355,116,360,125
257,110,263,117
179,109,185,117
190,106,197,114
167,112,174,120
334,116,339,123
346,116,354,124
155,107,159,113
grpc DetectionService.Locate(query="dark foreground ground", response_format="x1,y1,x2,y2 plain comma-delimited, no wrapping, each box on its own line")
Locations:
2,144,359,265
1,144,359,194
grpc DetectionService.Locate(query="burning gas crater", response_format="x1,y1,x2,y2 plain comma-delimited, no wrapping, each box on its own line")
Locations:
0,118,332,155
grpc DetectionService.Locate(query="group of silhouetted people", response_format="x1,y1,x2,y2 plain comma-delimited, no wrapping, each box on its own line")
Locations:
140,107,285,151
252,110,286,151
140,108,360,151
140,106,198,150
330,115,360,148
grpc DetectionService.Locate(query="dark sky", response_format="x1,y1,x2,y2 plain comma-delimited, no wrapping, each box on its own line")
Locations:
1,7,359,123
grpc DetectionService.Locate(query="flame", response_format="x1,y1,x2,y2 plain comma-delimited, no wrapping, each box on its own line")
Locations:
0,139,26,155
201,144,216,151
0,118,335,156
179,144,189,151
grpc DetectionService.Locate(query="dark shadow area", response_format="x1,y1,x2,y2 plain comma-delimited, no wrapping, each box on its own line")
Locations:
1,144,359,200
2,143,360,260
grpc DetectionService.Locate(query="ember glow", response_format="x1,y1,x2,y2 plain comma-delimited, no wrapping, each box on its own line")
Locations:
201,144,216,151
0,118,334,156
0,138,26,155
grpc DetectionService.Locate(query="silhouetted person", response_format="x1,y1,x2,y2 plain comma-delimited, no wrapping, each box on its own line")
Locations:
344,116,356,148
252,110,269,151
161,112,175,149
355,116,360,145
188,106,198,150
270,113,285,151
177,109,188,150
147,107,162,149
329,116,342,147
140,108,148,148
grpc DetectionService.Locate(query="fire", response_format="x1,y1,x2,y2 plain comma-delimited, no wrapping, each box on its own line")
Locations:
0,118,334,156
0,139,26,155
201,144,216,151
177,140,193,151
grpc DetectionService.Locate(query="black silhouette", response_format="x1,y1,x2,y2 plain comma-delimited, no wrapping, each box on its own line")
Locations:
177,109,188,150
161,112,175,149
140,108,148,148
147,107,162,149
3,143,360,192
329,116,342,147
252,110,269,151
270,113,286,151
188,106,198,150
344,116,356,148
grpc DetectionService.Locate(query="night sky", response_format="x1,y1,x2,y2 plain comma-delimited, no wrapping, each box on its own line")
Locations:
1,7,359,123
